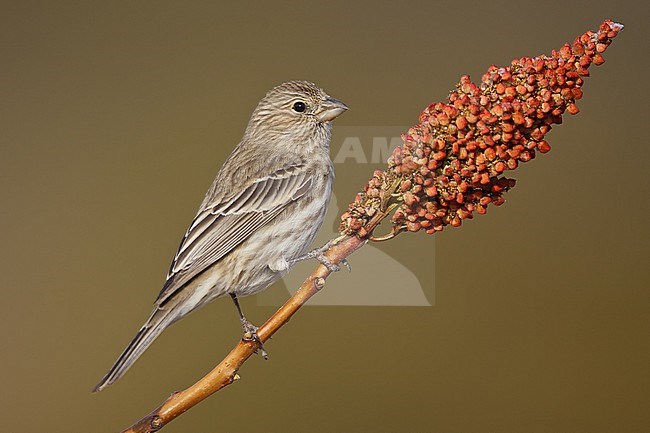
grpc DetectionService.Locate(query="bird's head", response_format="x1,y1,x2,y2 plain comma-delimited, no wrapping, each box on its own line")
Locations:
245,80,348,147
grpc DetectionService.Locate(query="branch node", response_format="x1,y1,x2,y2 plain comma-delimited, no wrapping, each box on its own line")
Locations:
313,277,326,291
233,373,241,382
150,416,163,431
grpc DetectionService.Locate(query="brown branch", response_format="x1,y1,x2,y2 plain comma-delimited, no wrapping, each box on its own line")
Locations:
121,212,392,433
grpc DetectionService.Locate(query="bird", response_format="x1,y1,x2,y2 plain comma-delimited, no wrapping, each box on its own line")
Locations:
93,81,348,392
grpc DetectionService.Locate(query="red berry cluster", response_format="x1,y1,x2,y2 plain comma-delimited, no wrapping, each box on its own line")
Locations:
340,20,622,237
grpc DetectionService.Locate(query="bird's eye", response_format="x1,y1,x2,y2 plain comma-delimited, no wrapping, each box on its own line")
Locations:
292,101,307,113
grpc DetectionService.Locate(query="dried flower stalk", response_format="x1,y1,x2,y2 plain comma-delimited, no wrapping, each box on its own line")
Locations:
340,19,623,236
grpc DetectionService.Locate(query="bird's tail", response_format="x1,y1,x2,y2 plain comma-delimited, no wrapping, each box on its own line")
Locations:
93,306,176,392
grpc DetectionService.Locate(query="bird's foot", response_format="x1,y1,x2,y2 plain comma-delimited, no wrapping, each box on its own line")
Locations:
315,253,351,273
241,320,267,359
288,236,351,273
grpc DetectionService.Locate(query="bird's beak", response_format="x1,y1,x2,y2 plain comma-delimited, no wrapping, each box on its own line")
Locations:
316,96,349,122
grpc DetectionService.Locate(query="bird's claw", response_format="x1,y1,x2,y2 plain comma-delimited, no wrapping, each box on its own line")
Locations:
291,237,352,273
314,253,351,273
241,320,268,359
316,252,340,272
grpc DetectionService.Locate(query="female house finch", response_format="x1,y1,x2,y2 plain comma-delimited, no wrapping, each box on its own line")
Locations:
94,81,348,392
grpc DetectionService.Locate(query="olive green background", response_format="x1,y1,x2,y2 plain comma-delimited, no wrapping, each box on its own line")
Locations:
1,1,648,432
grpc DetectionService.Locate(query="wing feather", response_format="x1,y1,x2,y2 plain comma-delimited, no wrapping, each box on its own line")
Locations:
156,164,312,305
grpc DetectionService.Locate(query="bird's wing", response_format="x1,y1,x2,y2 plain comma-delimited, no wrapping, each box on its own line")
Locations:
155,163,312,305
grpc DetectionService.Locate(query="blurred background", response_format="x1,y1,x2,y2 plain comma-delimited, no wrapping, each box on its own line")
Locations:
1,1,648,432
